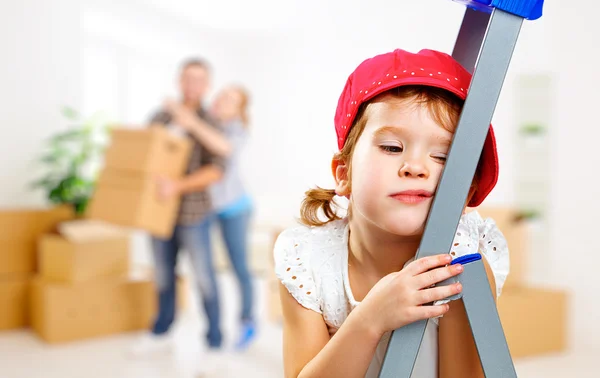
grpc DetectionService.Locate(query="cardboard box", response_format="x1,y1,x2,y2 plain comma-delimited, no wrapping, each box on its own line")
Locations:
88,127,191,238
0,240,36,276
0,276,30,330
0,211,41,242
0,206,74,275
175,276,189,310
477,207,529,288
38,234,129,283
87,169,180,238
30,277,155,344
0,206,74,242
498,287,568,358
104,127,192,178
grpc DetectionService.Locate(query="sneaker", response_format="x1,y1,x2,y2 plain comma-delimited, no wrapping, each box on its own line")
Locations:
129,332,173,358
195,347,222,377
234,320,257,351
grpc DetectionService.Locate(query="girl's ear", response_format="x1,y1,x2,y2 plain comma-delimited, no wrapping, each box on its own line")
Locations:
332,157,350,198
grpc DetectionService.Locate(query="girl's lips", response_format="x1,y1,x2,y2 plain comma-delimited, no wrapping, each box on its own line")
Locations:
390,190,433,204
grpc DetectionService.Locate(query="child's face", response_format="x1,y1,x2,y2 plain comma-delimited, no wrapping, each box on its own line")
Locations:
348,96,453,237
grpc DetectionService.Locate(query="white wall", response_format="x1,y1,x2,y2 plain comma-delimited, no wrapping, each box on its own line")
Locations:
544,0,600,349
0,0,82,207
82,0,257,124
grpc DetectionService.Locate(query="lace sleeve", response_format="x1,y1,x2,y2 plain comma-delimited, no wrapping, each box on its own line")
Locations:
452,211,510,298
273,227,321,313
478,216,510,297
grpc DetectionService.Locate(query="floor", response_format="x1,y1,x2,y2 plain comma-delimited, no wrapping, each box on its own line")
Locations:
0,273,597,378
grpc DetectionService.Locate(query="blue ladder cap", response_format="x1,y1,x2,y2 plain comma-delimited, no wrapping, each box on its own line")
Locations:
452,0,544,20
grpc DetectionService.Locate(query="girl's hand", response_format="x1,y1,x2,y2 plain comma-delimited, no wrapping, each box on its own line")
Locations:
357,254,463,337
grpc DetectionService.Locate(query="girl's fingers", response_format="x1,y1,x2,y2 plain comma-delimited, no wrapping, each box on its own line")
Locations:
405,254,452,276
415,283,463,305
411,304,451,321
414,264,463,289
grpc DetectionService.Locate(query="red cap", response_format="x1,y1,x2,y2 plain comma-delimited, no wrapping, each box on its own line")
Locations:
334,49,498,207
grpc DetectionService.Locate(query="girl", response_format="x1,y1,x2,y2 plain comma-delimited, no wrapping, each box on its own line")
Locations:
274,49,510,377
209,86,257,350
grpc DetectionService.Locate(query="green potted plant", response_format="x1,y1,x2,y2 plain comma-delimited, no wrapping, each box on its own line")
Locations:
31,107,111,216
514,208,542,222
519,123,546,136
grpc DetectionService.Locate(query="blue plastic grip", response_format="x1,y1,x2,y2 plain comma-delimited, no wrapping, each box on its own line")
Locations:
452,0,544,20
451,253,482,265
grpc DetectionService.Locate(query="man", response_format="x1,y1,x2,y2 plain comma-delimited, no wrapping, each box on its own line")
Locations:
133,59,231,358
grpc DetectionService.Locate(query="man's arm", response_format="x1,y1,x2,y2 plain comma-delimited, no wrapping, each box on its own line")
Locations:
155,165,223,200
177,164,223,194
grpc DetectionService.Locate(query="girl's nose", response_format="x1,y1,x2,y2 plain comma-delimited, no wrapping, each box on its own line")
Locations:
399,160,429,179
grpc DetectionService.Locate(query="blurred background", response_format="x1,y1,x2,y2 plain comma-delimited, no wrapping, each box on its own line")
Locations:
1,0,599,377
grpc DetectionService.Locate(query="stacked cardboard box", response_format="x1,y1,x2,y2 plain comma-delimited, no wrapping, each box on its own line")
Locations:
30,277,154,343
478,207,569,358
0,206,73,331
0,276,30,330
31,220,157,344
88,126,192,239
497,286,567,358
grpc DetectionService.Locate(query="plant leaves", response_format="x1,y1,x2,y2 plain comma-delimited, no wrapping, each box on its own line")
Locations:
30,176,57,189
61,106,79,121
35,106,109,210
49,129,87,143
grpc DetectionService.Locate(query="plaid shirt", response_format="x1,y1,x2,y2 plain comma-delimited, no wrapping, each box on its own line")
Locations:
150,108,225,225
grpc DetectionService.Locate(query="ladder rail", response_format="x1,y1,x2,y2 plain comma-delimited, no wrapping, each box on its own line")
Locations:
378,6,523,378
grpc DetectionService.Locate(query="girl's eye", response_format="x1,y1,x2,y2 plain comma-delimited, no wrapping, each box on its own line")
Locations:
380,145,403,153
432,154,447,162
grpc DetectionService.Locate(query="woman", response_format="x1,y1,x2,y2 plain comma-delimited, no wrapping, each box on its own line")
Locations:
208,86,256,350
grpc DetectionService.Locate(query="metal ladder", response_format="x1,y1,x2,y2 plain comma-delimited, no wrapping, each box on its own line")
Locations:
378,1,545,377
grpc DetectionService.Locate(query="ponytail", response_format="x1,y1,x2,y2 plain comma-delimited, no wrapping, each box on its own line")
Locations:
299,187,342,227
298,100,369,227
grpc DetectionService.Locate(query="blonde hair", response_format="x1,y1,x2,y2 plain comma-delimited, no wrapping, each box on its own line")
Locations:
231,85,250,128
300,85,480,227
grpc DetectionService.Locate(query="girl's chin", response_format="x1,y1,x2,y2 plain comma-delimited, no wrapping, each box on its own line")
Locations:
373,220,424,238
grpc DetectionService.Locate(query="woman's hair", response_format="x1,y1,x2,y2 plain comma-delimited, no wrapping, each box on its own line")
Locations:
300,85,481,227
230,85,251,128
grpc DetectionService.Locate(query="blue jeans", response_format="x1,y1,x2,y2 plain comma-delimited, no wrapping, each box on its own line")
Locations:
151,217,222,348
215,206,254,322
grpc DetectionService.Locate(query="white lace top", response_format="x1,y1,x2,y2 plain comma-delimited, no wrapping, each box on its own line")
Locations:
274,211,510,378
